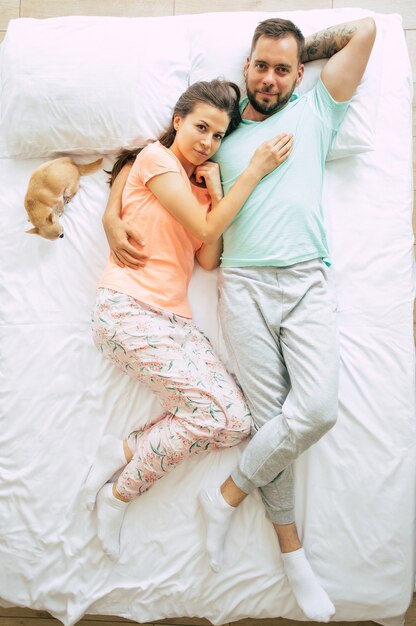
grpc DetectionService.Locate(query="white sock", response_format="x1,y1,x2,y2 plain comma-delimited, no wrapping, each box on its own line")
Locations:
281,548,335,622
85,435,127,510
95,483,129,561
199,487,235,572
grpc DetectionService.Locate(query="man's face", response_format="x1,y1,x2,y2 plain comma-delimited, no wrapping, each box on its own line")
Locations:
244,35,304,120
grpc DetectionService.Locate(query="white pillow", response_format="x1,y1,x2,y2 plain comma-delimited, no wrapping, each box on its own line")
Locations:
187,9,383,161
0,16,190,157
0,10,382,160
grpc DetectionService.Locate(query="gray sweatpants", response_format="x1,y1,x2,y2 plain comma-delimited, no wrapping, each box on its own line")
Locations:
218,259,339,524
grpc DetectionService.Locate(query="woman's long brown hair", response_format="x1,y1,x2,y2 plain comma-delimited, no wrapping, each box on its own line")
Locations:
107,79,241,187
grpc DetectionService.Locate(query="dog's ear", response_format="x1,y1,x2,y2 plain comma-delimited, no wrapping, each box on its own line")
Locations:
26,227,39,235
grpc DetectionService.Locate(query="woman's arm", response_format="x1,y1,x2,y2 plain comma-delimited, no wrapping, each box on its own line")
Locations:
195,238,223,271
194,161,224,270
147,133,293,244
102,163,148,269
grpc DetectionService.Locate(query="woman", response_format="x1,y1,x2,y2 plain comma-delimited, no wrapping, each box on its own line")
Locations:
85,79,293,560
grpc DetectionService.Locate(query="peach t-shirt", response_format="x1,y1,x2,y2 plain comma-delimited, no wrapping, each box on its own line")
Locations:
99,142,211,318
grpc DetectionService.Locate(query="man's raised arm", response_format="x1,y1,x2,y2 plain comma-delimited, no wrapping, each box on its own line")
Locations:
301,17,376,102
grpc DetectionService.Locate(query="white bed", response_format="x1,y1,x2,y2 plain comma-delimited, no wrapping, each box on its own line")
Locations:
0,8,414,626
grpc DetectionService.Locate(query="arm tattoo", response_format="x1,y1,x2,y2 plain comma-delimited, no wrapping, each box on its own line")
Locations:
302,24,357,63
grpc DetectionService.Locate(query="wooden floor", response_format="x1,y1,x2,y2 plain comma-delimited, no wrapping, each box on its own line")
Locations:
0,596,415,626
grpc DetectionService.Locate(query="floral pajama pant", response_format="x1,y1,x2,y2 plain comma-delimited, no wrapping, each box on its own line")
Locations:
92,288,251,501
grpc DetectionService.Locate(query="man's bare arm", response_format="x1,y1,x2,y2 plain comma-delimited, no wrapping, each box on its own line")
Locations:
102,163,148,269
302,22,359,62
301,17,376,102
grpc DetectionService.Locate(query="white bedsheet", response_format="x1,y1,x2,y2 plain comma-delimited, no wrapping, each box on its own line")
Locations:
0,10,415,626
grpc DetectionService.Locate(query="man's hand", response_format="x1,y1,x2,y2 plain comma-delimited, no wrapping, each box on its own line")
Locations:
103,214,148,269
101,161,148,269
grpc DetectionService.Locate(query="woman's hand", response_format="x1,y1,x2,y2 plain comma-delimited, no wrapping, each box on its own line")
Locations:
249,133,294,180
103,214,148,269
194,162,223,205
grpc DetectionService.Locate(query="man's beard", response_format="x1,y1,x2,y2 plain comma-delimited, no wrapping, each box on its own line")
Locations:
246,80,297,116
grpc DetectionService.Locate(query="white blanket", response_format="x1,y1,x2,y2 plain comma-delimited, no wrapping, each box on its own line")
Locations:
0,9,415,626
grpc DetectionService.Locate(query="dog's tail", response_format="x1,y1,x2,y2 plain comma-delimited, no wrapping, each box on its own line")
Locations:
76,158,103,176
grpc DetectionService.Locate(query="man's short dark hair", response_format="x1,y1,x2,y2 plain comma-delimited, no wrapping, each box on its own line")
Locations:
250,18,305,64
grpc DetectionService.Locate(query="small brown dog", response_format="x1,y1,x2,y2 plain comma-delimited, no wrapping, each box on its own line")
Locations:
25,157,103,240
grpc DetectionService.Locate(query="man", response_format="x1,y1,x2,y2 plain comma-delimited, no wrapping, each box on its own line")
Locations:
104,15,376,623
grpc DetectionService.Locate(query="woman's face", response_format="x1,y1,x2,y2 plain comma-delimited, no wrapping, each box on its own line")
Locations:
171,102,229,176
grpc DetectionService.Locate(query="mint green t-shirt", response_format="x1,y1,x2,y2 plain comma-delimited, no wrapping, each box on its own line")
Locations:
212,79,350,267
